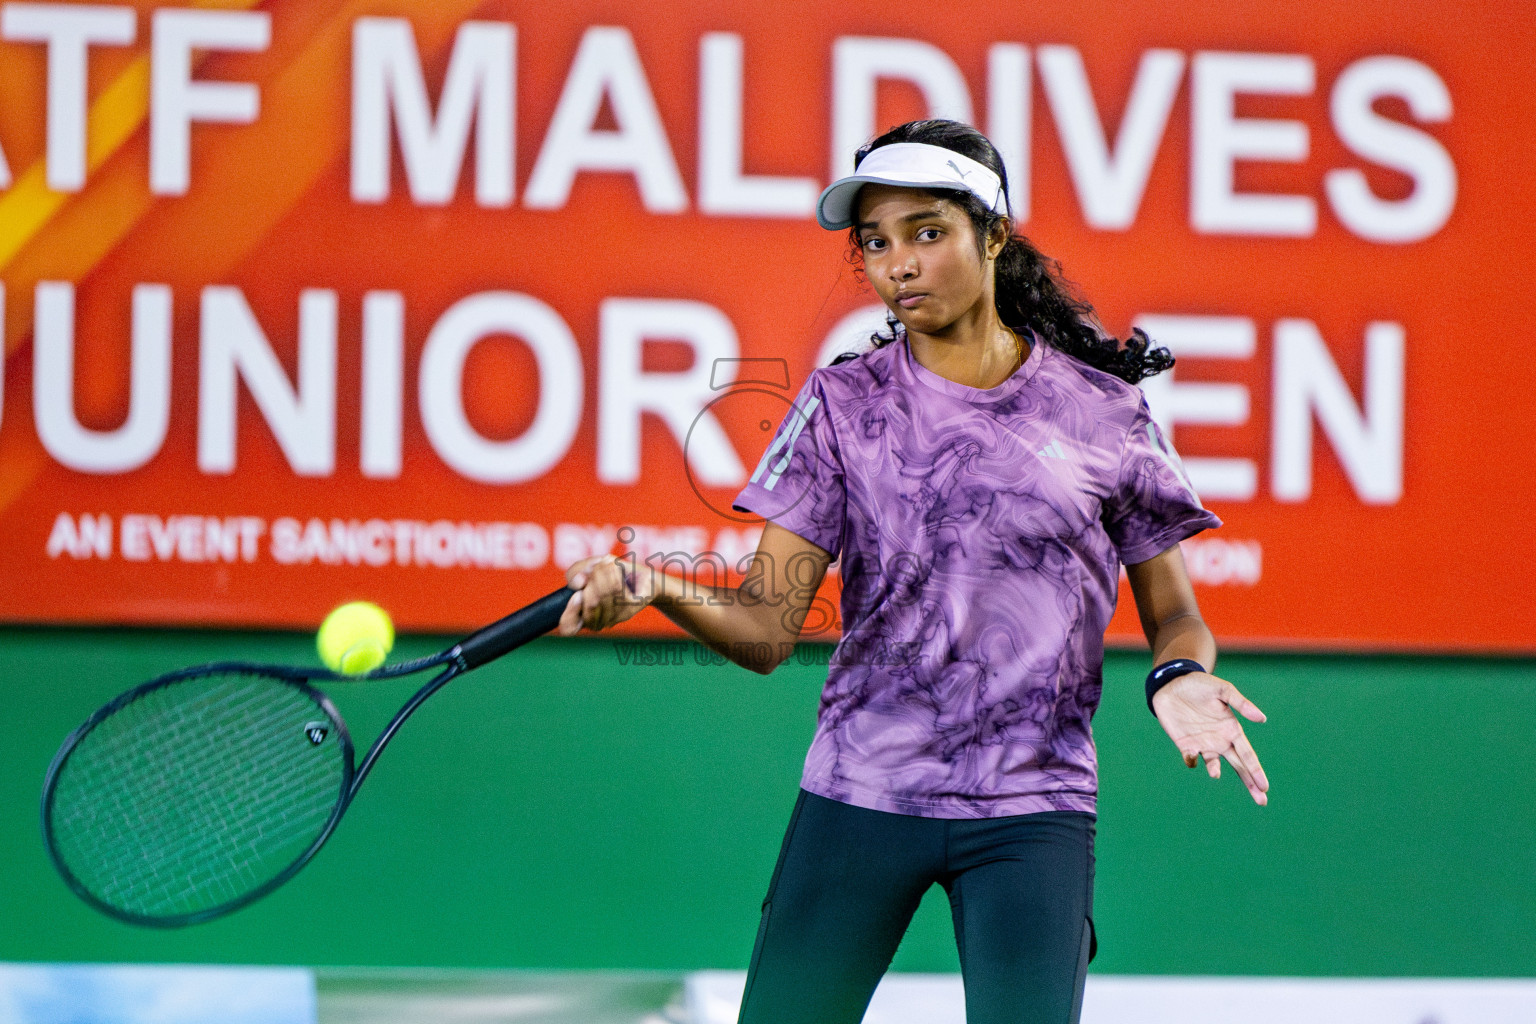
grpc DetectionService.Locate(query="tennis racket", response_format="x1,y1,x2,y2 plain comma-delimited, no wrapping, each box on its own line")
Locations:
40,586,574,928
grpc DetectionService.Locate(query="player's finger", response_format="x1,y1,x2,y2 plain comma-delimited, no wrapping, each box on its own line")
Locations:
1230,731,1270,795
1204,751,1221,779
593,560,626,621
1240,768,1268,805
1223,683,1267,723
1226,749,1269,805
581,577,609,629
564,555,603,590
1182,748,1200,769
557,591,584,636
1223,746,1261,799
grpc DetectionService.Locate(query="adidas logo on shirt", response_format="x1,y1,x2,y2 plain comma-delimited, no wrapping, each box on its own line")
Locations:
1037,439,1069,460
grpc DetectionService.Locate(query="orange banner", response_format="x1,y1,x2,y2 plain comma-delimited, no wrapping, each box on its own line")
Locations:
1,0,1531,651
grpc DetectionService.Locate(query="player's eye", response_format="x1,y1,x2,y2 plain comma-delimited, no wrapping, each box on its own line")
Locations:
860,236,886,252
916,227,942,242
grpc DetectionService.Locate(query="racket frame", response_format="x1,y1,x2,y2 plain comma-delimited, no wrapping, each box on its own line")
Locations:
39,586,573,928
40,664,358,928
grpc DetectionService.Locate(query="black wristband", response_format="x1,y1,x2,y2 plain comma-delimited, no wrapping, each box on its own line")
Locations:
1146,658,1206,716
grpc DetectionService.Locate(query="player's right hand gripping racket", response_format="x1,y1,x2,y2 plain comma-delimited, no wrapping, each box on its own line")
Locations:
40,587,574,928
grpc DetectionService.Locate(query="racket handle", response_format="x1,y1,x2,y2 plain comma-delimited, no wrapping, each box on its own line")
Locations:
455,587,575,669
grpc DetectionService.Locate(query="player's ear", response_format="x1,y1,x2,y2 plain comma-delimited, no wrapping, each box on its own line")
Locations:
985,217,1010,261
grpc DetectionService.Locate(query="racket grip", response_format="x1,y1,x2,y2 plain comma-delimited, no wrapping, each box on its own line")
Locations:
455,587,575,669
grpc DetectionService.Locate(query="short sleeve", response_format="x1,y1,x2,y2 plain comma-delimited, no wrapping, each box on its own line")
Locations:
732,374,847,559
1102,397,1222,565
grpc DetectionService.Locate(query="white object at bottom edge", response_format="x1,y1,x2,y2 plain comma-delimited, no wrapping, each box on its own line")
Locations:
685,971,1536,1024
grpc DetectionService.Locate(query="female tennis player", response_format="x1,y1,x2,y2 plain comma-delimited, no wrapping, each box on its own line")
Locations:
558,118,1268,1024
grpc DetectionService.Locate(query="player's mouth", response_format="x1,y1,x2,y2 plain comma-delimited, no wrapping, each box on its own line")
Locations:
894,290,927,309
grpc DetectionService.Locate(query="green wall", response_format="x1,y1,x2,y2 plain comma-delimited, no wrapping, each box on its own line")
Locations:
1,627,1532,976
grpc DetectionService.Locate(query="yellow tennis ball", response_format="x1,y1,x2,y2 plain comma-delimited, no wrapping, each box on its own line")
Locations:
317,601,395,675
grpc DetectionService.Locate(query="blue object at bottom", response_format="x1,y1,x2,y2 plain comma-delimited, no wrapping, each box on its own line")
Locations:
0,963,315,1024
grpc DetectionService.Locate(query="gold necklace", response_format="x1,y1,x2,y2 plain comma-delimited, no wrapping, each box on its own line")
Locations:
1002,325,1025,369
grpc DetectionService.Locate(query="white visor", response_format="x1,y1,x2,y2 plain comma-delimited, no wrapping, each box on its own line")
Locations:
815,142,1008,230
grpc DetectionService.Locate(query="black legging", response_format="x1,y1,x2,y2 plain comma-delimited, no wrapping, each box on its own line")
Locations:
738,790,1096,1024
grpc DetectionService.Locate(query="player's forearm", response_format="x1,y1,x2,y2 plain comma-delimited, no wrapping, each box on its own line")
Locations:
1149,612,1217,673
648,572,796,674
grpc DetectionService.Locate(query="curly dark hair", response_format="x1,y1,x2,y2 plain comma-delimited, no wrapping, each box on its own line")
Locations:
837,119,1172,384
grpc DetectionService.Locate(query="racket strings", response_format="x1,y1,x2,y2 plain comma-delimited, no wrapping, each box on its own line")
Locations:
47,672,347,920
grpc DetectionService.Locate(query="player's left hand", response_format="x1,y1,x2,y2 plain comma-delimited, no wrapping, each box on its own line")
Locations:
1152,673,1269,805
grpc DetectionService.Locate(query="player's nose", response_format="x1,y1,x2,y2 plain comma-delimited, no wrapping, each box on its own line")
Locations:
885,246,919,282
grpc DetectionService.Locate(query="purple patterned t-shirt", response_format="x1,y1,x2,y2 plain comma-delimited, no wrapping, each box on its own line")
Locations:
733,333,1220,819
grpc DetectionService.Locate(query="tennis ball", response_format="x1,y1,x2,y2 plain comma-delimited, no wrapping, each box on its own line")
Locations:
317,601,395,675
